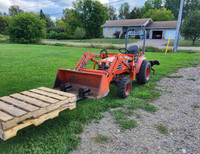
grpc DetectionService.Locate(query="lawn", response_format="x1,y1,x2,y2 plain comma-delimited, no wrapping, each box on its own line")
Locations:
169,40,200,47
0,43,199,153
44,38,139,44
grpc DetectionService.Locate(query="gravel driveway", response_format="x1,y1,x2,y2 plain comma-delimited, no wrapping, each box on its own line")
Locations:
71,66,200,154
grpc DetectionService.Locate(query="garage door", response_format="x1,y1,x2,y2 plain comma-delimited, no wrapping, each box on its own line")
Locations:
165,30,176,39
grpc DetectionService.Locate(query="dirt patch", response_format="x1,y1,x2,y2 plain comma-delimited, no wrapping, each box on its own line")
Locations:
71,67,200,154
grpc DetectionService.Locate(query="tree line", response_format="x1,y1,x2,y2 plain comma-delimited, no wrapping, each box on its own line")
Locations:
0,0,199,44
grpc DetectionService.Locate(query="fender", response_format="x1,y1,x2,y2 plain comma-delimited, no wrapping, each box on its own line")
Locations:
135,56,146,74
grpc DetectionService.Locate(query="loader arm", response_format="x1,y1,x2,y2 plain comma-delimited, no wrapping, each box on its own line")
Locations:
75,52,105,71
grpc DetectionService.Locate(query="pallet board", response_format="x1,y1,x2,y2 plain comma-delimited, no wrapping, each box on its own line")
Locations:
0,87,76,140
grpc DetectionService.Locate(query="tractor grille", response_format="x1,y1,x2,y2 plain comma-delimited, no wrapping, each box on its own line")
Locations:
117,62,122,71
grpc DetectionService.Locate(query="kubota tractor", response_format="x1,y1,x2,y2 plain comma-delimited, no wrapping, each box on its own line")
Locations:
54,46,156,99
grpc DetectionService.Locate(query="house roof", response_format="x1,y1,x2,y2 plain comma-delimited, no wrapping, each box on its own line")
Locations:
101,18,151,27
147,21,177,28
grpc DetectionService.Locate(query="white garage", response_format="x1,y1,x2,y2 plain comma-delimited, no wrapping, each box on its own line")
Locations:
147,21,178,40
164,30,176,39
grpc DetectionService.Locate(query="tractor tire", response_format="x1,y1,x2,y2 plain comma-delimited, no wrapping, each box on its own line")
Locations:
136,60,151,84
117,77,132,98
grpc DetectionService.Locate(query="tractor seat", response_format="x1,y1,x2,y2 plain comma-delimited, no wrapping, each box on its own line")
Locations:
128,45,139,55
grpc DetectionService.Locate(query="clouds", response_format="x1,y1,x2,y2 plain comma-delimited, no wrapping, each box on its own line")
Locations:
0,0,146,18
0,0,12,12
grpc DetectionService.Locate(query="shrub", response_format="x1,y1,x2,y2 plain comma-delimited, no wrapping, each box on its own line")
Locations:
74,27,86,40
113,31,121,38
48,30,59,39
47,26,65,33
135,35,140,39
8,12,46,44
59,32,67,39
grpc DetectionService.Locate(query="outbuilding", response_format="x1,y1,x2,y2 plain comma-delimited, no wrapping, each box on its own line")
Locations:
101,18,178,40
146,21,177,39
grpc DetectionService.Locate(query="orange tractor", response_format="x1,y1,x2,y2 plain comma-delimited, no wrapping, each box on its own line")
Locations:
54,46,159,99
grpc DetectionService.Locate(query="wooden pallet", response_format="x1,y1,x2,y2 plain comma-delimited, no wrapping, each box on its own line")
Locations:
0,87,77,140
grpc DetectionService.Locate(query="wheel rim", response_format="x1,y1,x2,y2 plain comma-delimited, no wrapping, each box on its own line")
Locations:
146,66,150,80
125,83,131,95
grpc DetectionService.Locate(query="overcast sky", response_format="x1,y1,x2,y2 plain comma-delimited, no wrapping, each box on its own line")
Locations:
0,0,147,20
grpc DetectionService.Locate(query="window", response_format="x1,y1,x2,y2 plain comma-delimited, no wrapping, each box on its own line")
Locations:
114,27,117,31
106,28,109,31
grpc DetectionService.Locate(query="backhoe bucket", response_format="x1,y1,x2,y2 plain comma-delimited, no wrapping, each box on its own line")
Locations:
53,69,109,99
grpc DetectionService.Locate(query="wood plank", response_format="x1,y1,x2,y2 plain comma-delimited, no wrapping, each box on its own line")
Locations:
20,91,58,104
0,111,14,122
0,101,27,117
0,96,39,112
38,87,75,97
10,94,49,108
0,97,76,130
30,89,67,100
0,87,76,132
0,102,76,141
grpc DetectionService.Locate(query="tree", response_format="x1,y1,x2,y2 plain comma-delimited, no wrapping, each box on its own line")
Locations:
119,2,130,19
8,12,46,43
39,10,46,20
8,5,23,16
142,8,174,21
164,0,181,19
0,15,10,34
108,5,117,20
62,8,79,35
164,0,200,19
152,0,163,9
128,7,142,19
74,27,86,40
141,0,163,15
72,0,109,38
39,10,55,28
45,15,55,28
183,0,200,18
181,10,200,45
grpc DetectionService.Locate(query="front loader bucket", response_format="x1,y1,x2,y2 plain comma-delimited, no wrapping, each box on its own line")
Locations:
53,69,110,99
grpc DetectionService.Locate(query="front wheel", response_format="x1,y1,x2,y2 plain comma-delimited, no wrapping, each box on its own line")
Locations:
117,77,132,98
136,61,151,84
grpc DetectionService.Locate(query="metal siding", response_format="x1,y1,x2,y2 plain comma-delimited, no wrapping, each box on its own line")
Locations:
164,30,176,39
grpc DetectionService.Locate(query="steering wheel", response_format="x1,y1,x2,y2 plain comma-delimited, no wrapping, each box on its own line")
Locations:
97,49,108,58
119,48,130,54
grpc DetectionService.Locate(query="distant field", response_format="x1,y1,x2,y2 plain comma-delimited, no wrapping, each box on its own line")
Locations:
45,38,139,44
169,40,200,47
0,43,199,153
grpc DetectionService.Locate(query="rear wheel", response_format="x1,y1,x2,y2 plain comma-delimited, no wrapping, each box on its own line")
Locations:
117,77,132,98
136,61,151,84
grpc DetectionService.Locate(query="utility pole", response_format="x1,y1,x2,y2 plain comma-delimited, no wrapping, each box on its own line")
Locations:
173,0,185,52
143,28,147,54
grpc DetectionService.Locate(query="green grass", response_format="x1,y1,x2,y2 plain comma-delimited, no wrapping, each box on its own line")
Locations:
187,78,196,81
191,105,200,108
94,134,110,144
44,38,138,44
135,113,142,118
156,124,168,135
0,43,199,153
169,40,200,47
110,109,136,131
165,75,184,78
